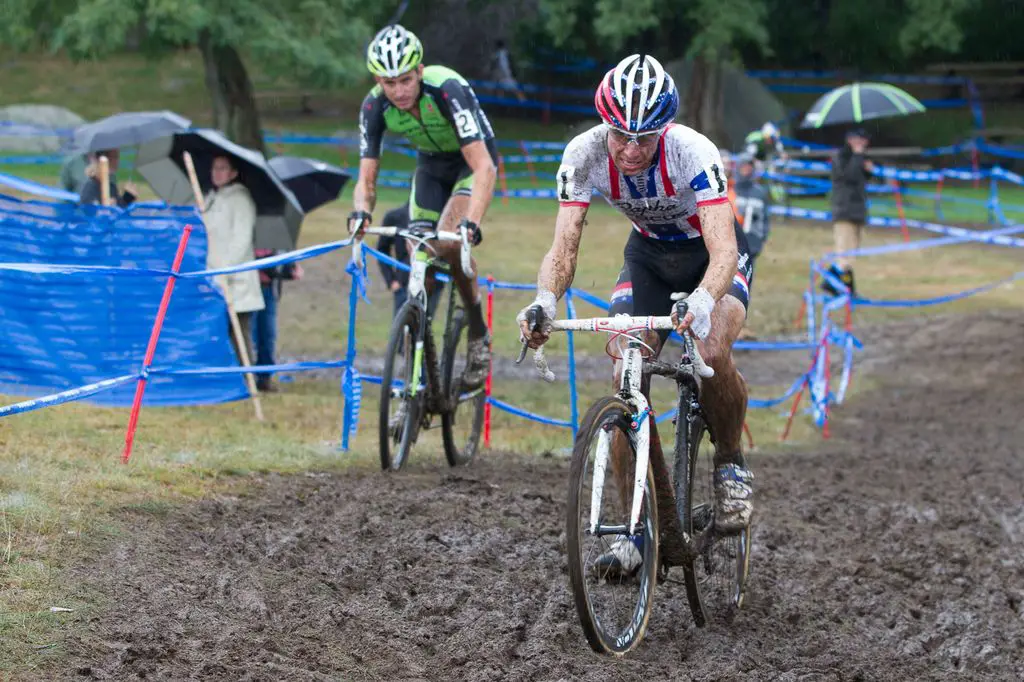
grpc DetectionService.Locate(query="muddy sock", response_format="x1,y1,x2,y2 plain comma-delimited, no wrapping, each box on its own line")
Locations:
468,301,488,339
713,449,746,468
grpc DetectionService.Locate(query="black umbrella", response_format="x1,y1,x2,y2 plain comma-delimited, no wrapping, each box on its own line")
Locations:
800,82,926,129
71,111,192,153
135,129,304,251
269,156,350,213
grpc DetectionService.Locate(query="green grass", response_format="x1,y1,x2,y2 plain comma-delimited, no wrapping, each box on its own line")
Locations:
2,48,1024,675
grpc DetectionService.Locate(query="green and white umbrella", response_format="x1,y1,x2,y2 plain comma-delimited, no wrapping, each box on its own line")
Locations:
799,82,926,129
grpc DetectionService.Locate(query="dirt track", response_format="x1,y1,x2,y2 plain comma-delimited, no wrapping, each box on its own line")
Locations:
62,311,1024,681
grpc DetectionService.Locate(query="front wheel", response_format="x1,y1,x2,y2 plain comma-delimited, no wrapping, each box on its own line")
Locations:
567,396,658,655
378,302,423,471
441,308,485,467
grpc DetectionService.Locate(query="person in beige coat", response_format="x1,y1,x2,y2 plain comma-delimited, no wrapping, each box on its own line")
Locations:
205,155,264,366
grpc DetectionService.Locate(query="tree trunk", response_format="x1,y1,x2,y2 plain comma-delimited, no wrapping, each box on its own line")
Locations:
197,30,266,154
683,55,727,147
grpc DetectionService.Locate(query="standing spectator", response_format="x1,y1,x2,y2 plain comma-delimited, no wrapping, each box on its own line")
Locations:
377,202,443,320
825,129,874,296
251,249,303,393
492,39,527,103
204,155,264,367
78,149,137,207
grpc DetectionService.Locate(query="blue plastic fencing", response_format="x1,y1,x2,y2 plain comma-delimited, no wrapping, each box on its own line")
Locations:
0,194,247,408
1,178,1022,454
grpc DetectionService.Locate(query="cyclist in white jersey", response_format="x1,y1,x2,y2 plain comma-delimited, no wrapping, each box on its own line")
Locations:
517,54,754,576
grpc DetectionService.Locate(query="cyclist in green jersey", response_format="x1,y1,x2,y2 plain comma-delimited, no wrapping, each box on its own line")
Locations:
743,122,787,164
347,25,499,390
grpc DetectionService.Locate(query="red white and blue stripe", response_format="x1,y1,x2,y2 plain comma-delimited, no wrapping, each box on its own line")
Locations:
594,54,679,134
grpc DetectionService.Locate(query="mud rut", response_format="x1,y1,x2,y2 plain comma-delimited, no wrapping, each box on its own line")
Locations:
63,311,1023,681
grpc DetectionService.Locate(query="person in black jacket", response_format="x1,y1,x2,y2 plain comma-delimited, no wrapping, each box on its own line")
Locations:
825,129,874,296
78,148,138,207
377,203,444,319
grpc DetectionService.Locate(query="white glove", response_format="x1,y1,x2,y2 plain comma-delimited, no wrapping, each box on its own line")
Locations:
671,287,715,341
516,290,557,335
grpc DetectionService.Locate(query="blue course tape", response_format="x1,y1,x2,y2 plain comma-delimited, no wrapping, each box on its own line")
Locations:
0,374,138,418
150,360,348,375
853,270,1024,307
487,397,573,428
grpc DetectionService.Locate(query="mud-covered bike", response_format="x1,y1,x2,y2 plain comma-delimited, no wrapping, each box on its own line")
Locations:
518,305,752,654
352,225,485,471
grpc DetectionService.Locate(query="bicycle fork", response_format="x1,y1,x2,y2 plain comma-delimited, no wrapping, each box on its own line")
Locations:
407,251,430,399
588,346,651,538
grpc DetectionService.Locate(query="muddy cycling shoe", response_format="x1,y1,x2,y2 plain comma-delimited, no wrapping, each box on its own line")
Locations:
461,333,491,390
593,536,643,579
713,463,754,533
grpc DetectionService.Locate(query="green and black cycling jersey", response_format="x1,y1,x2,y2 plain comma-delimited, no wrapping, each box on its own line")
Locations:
743,130,785,162
358,65,496,160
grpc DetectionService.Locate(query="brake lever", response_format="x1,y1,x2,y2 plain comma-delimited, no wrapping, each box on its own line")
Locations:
516,338,529,364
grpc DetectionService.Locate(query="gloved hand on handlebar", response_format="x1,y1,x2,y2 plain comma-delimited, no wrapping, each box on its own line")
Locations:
458,217,482,246
516,290,557,349
347,210,372,236
671,287,715,341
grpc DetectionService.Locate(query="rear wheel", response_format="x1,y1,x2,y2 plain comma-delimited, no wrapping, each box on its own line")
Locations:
441,308,485,466
674,382,751,625
567,396,658,655
378,303,423,471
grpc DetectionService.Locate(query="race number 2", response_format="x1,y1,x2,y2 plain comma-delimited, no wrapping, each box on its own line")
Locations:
454,110,480,137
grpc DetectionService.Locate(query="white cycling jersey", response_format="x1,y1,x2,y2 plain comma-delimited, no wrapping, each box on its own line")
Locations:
556,123,730,241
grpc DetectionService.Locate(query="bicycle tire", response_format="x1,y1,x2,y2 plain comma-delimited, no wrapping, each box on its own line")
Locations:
567,396,658,655
379,302,423,471
673,381,752,625
440,308,485,467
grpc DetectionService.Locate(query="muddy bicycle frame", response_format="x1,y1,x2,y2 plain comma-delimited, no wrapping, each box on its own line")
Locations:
352,224,474,408
523,314,714,546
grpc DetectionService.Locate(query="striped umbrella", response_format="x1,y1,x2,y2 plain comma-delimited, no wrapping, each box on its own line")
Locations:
799,82,926,129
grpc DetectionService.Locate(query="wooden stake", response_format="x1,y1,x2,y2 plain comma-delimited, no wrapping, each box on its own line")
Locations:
182,151,264,421
99,155,111,206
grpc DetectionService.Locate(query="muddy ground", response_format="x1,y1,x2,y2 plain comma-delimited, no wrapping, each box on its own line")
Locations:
57,310,1024,681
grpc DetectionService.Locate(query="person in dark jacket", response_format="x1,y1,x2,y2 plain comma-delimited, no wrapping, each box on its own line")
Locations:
731,153,771,266
377,202,444,319
826,129,874,296
78,148,137,207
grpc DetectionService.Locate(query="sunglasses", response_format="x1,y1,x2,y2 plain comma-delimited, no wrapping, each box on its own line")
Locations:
606,125,664,146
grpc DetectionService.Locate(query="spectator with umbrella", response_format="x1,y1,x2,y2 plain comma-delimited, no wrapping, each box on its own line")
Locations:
204,155,264,369
78,148,138,207
800,82,926,297
136,129,302,398
71,110,192,206
826,129,874,296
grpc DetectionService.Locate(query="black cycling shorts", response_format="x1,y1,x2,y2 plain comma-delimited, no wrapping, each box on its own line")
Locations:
408,140,499,229
608,225,754,341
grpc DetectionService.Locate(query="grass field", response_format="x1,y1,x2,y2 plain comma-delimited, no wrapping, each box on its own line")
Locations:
2,48,1024,674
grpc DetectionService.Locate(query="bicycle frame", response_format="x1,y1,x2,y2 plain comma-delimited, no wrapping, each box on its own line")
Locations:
525,315,714,539
353,226,472,413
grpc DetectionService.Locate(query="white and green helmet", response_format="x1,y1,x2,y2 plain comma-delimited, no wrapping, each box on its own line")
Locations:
366,25,424,78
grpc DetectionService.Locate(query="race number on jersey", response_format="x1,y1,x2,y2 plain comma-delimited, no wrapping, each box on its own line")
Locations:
454,110,480,137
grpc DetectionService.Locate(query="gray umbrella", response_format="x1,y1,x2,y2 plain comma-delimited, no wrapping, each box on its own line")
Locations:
136,128,304,251
71,111,192,153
